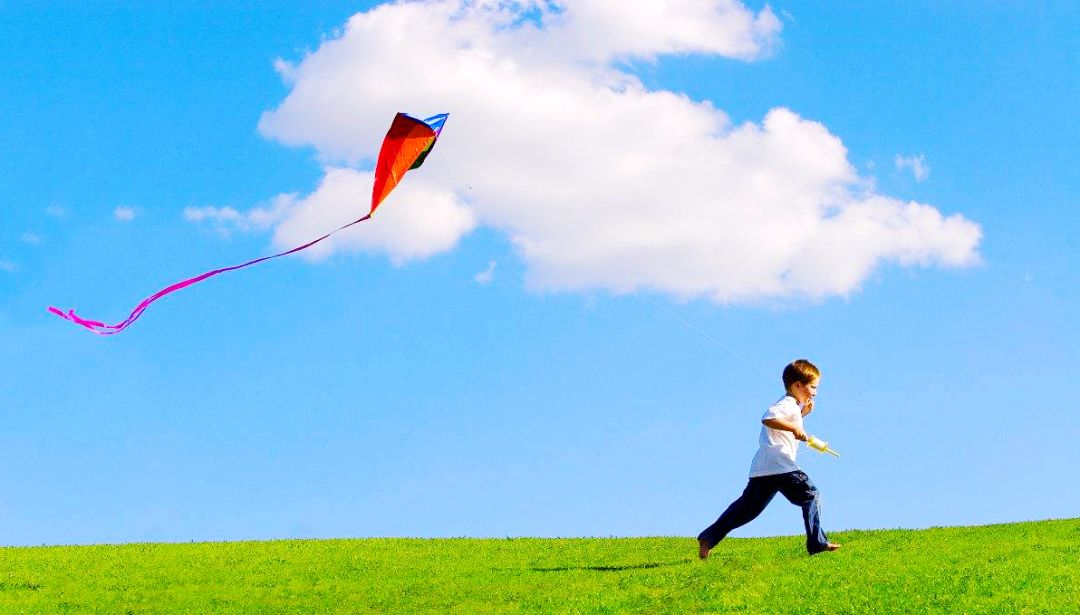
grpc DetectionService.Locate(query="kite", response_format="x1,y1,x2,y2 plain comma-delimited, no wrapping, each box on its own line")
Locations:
48,112,449,335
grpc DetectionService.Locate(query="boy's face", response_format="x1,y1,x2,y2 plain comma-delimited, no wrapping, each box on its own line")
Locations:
791,378,819,405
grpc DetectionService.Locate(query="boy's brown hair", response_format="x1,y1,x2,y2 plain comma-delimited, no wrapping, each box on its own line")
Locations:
782,359,820,390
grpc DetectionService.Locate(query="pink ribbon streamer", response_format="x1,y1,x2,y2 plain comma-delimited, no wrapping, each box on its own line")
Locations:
48,214,372,335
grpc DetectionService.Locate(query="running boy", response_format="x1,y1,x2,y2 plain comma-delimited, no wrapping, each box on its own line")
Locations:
697,359,840,558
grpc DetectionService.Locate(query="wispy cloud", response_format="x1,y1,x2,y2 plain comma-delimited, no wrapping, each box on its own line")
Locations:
474,260,497,284
253,0,979,303
184,206,244,224
45,204,67,218
184,194,297,237
0,258,16,273
895,154,930,182
22,232,41,244
114,206,138,222
184,206,245,237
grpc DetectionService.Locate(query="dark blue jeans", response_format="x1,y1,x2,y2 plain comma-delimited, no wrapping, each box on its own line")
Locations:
698,470,830,554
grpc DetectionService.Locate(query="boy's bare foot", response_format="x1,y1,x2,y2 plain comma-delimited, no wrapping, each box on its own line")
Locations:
809,543,841,555
698,537,711,560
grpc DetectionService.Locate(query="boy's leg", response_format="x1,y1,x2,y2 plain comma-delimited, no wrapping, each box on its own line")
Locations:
777,471,831,554
698,476,779,554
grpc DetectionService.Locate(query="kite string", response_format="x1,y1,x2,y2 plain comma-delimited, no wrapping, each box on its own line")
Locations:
643,296,774,382
437,138,472,192
48,213,372,335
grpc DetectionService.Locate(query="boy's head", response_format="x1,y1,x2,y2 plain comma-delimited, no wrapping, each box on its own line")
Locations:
782,359,820,393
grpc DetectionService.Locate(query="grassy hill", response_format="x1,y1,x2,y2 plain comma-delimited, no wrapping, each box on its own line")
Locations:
1,519,1076,613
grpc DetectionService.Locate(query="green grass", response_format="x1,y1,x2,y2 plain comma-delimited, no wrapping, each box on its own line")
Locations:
1,519,1077,613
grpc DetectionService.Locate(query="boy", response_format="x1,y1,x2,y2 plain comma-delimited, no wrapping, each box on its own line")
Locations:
697,359,840,558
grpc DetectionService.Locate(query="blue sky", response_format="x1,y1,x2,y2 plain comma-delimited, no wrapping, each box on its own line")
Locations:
1,1,1076,546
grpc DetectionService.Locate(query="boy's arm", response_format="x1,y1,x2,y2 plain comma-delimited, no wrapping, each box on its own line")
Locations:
763,417,807,441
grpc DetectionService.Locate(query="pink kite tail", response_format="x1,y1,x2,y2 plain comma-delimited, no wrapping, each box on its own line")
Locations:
48,214,372,335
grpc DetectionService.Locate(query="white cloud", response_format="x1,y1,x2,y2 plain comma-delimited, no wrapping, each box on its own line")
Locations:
0,258,15,273
532,0,782,63
114,206,138,222
184,206,243,237
45,204,66,217
475,260,497,284
250,0,980,303
22,232,41,244
895,154,930,182
184,194,297,236
184,205,244,224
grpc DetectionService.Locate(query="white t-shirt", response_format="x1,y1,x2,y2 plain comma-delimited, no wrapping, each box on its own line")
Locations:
748,395,805,478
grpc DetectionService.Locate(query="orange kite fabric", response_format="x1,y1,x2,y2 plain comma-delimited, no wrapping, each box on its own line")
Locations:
371,113,448,215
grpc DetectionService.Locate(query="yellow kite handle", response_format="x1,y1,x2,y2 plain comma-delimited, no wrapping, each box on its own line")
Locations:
807,436,841,457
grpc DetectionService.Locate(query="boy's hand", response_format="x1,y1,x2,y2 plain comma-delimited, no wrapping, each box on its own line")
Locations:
793,427,808,442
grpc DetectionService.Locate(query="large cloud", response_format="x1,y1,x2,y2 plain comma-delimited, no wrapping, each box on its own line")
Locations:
248,0,980,302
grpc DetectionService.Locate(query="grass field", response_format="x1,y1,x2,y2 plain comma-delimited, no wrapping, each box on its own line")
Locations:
1,518,1077,613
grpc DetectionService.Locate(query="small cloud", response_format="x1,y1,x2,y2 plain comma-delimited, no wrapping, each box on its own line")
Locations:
46,204,67,217
184,195,297,238
184,205,243,223
0,258,16,273
22,232,41,244
474,260,497,284
866,160,876,170
114,206,138,222
184,205,244,237
895,154,930,182
246,193,298,229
